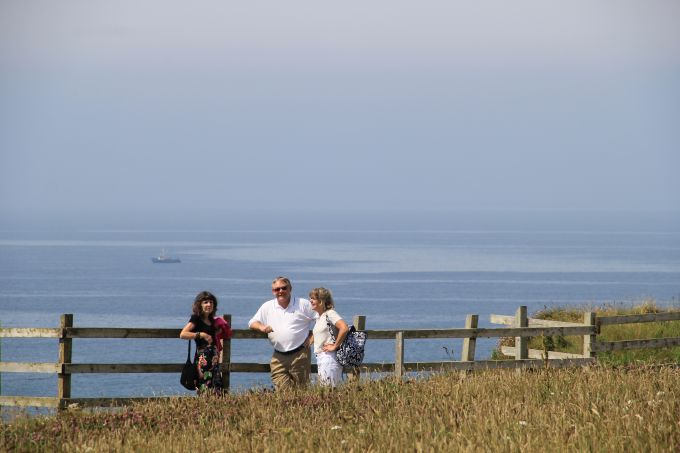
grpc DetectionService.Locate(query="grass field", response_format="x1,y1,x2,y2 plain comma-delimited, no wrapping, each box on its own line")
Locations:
3,365,679,452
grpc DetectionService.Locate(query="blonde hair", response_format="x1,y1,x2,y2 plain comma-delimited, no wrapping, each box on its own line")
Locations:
309,287,334,310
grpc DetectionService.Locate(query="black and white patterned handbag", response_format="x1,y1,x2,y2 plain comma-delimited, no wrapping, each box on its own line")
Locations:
326,314,367,367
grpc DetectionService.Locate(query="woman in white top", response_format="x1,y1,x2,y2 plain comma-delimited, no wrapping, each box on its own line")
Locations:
309,287,349,387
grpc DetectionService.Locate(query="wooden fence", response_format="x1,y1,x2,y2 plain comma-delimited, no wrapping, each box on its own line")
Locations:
2,307,680,410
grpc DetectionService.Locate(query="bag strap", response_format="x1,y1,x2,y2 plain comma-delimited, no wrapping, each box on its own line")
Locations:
325,314,337,343
186,339,192,360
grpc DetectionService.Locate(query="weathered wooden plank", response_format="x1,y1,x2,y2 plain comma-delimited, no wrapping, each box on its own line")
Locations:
232,330,269,339
491,314,584,327
597,312,680,326
376,329,485,339
490,314,514,326
364,326,595,339
15,315,654,342
221,314,232,391
0,362,60,373
515,306,528,360
501,346,584,359
218,363,321,373
2,325,597,340
66,364,183,373
349,363,395,372
395,331,405,379
0,328,61,338
583,312,596,358
229,363,271,373
65,396,181,408
461,314,478,361
402,358,595,372
484,326,596,337
0,396,61,408
58,314,73,403
66,328,181,338
591,337,680,352
65,326,275,340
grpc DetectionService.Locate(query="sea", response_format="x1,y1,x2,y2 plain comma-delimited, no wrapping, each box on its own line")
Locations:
1,210,679,406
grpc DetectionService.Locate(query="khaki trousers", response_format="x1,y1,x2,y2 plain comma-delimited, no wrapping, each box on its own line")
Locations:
270,347,311,391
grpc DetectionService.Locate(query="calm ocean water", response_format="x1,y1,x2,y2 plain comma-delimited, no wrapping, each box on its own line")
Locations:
1,218,679,400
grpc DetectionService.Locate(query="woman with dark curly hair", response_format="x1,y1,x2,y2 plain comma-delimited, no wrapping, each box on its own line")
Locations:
180,290,231,394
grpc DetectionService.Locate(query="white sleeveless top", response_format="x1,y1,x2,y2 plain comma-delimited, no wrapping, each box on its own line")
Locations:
312,309,343,354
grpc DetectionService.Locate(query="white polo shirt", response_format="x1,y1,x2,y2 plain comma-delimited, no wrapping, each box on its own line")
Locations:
248,296,315,352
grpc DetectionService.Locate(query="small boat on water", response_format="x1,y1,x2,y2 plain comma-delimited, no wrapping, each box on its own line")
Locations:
151,249,181,263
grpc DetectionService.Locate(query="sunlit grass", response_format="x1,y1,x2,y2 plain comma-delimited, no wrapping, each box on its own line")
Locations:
3,365,679,452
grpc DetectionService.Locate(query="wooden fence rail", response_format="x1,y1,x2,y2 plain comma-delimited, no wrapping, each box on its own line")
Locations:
1,307,679,410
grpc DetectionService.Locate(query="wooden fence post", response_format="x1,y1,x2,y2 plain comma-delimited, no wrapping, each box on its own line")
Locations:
220,314,232,392
583,312,596,358
395,331,404,379
0,319,2,397
461,314,478,362
58,314,73,410
346,315,366,383
515,306,528,360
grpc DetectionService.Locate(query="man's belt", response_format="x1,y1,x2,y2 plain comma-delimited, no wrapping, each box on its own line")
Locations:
274,343,306,355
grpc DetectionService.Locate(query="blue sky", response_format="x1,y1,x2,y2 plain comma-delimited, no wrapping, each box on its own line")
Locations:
1,1,679,226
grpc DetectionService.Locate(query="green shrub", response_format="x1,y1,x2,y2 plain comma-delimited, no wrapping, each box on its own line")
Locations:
495,299,680,365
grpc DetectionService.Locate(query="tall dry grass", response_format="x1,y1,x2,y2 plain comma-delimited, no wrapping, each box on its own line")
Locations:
3,365,679,452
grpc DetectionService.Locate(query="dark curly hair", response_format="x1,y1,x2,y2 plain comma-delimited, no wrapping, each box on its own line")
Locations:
192,291,218,318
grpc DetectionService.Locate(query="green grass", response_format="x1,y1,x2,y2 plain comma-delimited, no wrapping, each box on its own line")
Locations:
3,365,680,452
493,300,680,365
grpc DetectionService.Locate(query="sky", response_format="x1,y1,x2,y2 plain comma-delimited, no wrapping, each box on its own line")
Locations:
1,1,679,228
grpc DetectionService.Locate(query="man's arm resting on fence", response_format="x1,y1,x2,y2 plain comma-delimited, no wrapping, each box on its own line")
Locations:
249,321,273,334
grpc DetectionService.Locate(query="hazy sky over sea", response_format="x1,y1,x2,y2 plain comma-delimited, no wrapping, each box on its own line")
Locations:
1,1,679,227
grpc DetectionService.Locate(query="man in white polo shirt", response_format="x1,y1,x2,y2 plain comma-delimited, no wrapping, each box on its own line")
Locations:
248,276,315,390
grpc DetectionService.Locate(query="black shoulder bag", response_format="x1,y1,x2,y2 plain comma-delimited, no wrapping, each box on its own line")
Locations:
180,340,198,390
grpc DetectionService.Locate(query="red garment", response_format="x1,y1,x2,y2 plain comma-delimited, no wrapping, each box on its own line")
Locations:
214,317,232,352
